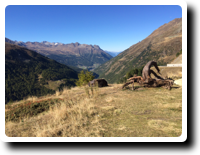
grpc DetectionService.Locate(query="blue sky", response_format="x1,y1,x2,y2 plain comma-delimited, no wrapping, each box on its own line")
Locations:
5,5,182,52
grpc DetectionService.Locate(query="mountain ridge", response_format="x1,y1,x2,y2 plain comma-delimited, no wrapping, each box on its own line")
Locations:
94,18,182,83
5,38,113,70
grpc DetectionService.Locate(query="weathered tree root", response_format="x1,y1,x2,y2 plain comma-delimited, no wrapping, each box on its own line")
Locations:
128,76,143,82
122,80,135,90
122,80,173,90
122,76,174,90
122,61,174,91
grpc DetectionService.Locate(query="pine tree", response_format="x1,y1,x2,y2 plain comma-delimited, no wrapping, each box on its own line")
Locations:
76,70,94,86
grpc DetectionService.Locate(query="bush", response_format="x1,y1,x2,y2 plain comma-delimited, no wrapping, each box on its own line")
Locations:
126,72,132,79
76,70,94,86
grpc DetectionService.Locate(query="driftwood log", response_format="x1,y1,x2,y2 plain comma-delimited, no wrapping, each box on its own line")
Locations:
122,61,174,90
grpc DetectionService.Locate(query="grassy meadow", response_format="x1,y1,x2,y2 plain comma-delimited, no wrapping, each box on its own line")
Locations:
5,82,182,137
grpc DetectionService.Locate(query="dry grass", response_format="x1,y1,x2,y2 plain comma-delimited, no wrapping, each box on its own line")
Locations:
5,90,102,137
96,84,182,137
5,83,182,137
148,120,181,134
33,98,102,137
26,96,38,102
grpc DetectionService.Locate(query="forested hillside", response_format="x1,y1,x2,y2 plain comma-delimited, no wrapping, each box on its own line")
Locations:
5,42,78,103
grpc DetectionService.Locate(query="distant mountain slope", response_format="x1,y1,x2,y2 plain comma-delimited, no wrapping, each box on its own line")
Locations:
5,42,78,103
5,38,113,70
105,51,122,57
94,18,182,83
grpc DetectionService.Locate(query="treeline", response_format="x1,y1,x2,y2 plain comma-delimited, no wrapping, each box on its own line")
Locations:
117,66,144,84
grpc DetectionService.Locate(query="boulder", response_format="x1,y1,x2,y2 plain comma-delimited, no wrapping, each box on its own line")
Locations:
88,79,108,87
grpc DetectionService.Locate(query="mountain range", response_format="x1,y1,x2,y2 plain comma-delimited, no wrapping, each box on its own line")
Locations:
94,18,182,83
5,38,113,70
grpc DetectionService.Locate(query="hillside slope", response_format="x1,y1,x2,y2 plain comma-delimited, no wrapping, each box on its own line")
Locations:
94,18,182,83
5,83,182,137
5,42,78,103
5,38,113,70
170,54,182,64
